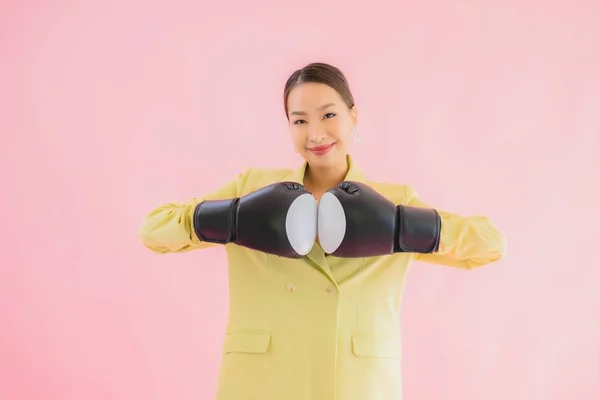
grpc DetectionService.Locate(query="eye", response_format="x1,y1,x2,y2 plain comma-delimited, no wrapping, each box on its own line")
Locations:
323,113,336,119
293,119,307,125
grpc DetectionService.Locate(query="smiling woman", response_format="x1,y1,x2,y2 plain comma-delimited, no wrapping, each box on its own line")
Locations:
139,61,507,400
284,63,360,201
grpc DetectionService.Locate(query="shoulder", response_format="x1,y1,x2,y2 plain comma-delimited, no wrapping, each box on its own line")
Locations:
366,179,419,205
236,166,295,195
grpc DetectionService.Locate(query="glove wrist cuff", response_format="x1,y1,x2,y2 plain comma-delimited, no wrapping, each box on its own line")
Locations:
395,205,441,253
193,198,239,244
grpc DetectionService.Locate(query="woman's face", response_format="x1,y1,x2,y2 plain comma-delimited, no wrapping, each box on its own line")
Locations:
286,82,358,169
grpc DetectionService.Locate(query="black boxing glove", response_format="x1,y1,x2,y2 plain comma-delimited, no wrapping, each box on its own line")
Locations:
193,182,317,258
317,181,441,258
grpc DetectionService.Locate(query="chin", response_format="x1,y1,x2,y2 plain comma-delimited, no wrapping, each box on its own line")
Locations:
307,153,345,168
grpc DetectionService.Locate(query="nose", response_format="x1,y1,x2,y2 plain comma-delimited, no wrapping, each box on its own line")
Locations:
308,124,326,143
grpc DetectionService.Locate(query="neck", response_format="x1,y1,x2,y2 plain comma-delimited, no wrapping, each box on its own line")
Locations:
304,160,349,194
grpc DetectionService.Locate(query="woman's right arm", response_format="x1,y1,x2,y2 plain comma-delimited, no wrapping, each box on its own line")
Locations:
138,174,243,254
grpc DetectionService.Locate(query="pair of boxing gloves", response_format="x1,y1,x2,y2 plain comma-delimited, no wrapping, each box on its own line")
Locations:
192,181,442,259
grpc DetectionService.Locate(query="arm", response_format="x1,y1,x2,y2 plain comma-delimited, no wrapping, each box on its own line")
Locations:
405,185,507,270
138,171,245,254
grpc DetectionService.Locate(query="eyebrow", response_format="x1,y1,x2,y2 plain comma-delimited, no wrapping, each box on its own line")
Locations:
289,103,336,116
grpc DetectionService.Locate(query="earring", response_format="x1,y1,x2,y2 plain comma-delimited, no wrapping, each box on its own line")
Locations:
351,127,362,142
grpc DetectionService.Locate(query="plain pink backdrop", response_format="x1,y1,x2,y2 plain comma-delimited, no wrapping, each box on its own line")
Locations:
1,1,599,399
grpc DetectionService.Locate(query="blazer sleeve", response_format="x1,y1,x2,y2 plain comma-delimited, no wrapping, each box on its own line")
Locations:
405,185,507,270
138,169,249,254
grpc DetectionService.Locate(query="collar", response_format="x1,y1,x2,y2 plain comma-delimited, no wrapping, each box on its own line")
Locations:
281,154,367,186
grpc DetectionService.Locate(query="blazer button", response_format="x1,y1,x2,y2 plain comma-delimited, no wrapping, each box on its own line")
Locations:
286,283,296,293
326,285,336,294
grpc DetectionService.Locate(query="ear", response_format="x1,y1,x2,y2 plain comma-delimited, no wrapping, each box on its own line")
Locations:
350,105,359,127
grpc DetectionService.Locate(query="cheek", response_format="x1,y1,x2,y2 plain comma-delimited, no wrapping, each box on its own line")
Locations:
290,127,307,147
329,120,352,143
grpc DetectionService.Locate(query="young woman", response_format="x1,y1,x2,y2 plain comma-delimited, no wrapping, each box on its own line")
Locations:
139,62,506,400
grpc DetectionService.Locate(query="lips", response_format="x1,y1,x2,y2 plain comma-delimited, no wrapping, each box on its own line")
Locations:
310,144,334,152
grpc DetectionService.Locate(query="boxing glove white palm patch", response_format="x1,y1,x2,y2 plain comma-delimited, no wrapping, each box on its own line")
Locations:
285,191,318,256
317,192,347,254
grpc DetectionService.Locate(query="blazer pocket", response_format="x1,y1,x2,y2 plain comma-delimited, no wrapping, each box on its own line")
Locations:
222,331,272,355
351,334,402,359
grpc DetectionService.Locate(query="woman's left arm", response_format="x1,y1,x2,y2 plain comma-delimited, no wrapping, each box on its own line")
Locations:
405,185,507,270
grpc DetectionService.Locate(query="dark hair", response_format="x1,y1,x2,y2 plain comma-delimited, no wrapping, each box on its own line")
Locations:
283,62,355,118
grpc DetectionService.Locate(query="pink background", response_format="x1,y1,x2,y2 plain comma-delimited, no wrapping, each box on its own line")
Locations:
2,1,599,399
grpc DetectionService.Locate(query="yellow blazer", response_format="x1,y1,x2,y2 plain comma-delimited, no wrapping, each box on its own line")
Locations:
139,155,506,400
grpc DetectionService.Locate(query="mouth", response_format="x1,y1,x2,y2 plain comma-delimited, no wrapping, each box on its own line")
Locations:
308,143,336,155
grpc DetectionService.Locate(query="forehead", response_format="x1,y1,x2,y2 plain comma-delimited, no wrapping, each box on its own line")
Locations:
287,82,342,108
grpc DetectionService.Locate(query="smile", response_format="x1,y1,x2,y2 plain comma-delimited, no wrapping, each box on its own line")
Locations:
308,143,336,155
